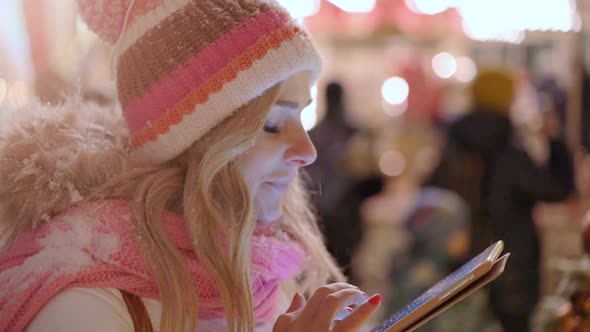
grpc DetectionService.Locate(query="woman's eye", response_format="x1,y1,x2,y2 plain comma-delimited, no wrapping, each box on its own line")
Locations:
263,125,280,134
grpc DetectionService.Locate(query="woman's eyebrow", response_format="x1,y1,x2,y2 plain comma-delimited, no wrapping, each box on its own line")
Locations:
275,99,313,109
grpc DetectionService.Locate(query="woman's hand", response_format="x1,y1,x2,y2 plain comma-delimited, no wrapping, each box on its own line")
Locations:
273,283,382,332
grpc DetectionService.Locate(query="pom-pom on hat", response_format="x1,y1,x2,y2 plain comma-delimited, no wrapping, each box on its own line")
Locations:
77,0,322,164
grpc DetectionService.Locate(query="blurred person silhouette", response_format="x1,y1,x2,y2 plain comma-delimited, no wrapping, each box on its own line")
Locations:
339,131,385,282
357,123,495,331
426,68,575,332
307,82,383,280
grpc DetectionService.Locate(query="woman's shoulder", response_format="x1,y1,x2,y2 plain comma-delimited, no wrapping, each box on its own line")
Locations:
25,284,296,332
26,287,134,332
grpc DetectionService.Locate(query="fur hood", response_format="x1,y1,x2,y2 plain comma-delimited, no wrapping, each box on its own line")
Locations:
0,96,129,240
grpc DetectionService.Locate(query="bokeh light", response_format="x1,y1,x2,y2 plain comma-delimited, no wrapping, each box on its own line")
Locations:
379,150,406,177
382,76,410,105
432,52,457,79
454,56,477,83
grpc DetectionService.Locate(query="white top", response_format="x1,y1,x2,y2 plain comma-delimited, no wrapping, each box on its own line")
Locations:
26,287,283,331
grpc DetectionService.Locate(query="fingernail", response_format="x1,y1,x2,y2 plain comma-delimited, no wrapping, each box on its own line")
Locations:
368,294,382,306
346,307,354,312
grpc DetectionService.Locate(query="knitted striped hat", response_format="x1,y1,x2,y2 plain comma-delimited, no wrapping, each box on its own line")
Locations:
77,0,322,164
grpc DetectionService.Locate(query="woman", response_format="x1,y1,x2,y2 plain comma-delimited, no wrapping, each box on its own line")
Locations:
0,0,381,331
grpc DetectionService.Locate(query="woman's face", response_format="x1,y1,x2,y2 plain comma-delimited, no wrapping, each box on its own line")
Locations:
239,72,317,224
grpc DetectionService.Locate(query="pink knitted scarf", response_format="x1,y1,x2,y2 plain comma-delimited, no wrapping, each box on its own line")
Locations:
0,199,306,331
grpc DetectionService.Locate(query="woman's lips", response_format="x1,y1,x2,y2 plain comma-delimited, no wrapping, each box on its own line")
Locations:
263,181,290,194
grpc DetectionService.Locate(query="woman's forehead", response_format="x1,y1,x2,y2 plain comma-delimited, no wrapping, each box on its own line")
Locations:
278,72,312,107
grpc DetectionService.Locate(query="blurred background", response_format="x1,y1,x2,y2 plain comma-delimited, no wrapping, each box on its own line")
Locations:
1,0,590,331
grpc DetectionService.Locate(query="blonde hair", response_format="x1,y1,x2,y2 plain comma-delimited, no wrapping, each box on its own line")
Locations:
79,84,345,331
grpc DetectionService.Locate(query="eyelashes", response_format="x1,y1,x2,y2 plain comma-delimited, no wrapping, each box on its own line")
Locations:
263,125,280,134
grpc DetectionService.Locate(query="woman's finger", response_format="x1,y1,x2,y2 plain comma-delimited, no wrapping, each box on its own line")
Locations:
286,292,306,313
334,293,382,332
300,283,358,317
312,288,368,330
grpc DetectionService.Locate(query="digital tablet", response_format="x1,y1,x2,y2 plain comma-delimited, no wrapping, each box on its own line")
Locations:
370,240,508,332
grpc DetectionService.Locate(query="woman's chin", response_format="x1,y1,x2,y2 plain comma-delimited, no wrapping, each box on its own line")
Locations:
255,207,283,224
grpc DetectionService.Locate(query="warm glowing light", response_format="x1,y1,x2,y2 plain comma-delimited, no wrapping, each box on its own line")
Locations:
302,85,318,131
276,0,320,18
379,150,406,176
458,0,575,43
414,0,450,15
327,0,376,13
462,21,526,44
432,53,457,79
382,77,410,105
454,56,477,83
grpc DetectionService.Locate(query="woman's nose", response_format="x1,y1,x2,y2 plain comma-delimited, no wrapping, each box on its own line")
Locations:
285,124,317,167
